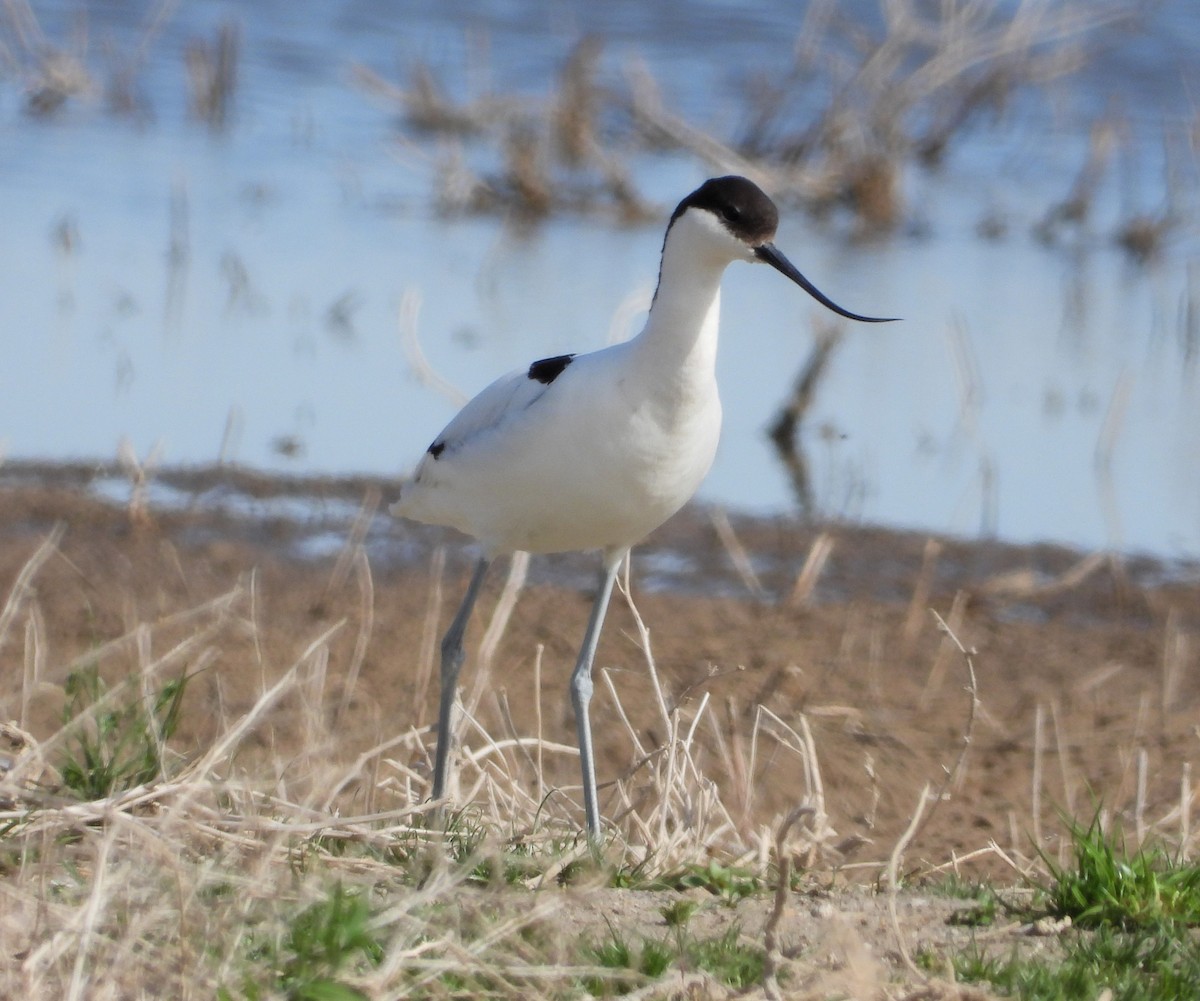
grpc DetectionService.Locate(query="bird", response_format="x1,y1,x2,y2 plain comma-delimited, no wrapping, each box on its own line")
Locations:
391,175,895,838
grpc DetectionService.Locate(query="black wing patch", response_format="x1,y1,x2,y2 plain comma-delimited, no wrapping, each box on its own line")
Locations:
427,440,446,459
528,353,576,385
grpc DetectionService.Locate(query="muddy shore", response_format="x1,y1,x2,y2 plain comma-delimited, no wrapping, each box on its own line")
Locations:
2,461,1198,877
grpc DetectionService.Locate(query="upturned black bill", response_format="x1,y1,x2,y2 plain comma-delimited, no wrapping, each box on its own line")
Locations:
754,244,897,323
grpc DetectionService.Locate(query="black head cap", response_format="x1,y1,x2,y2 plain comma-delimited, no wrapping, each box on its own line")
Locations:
669,175,778,245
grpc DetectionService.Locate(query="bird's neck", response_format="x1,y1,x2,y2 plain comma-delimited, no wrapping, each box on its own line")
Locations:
632,236,727,379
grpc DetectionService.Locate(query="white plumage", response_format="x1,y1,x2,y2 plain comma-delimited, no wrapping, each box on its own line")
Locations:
391,175,893,837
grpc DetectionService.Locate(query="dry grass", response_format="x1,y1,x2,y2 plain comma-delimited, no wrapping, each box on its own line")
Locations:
0,532,839,998
353,0,1141,231
0,0,235,125
1,503,1196,997
185,19,239,129
4,0,1185,247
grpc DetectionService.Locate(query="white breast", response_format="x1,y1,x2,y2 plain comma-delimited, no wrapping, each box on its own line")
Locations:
393,339,722,555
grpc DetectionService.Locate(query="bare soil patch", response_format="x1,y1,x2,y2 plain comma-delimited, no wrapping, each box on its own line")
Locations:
2,465,1200,988
4,467,1199,996
4,467,1197,878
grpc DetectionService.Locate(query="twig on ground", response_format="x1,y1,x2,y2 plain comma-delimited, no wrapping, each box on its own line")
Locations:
887,782,934,981
763,804,816,1000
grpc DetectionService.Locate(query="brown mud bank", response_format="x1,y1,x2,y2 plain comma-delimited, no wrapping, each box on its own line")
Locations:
2,461,1198,878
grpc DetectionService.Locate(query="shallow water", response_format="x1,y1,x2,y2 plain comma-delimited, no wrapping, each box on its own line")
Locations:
3,1,1199,558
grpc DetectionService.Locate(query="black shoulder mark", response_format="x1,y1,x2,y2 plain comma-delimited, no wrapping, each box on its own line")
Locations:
527,353,576,385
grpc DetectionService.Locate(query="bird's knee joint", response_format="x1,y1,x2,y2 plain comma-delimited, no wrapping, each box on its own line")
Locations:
440,639,464,677
570,670,594,706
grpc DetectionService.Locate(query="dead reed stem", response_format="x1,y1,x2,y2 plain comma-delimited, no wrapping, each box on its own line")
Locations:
709,507,766,600
1094,369,1133,552
20,602,46,730
336,547,375,724
616,570,671,738
763,805,815,1001
413,546,446,724
533,643,544,807
788,531,834,608
902,538,942,646
185,19,238,128
470,551,528,700
903,611,981,851
1161,609,1187,715
1183,762,1193,853
1050,699,1077,818
887,782,933,981
919,589,967,707
397,287,468,407
0,524,65,663
1032,702,1045,848
1136,747,1149,847
946,318,997,535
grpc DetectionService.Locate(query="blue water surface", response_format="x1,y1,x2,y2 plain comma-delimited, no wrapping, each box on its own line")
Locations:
2,0,1198,558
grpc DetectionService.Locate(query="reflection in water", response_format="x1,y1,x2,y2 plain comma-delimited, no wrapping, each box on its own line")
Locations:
2,1,1199,559
165,180,190,332
944,319,996,540
767,324,843,518
1185,263,1200,367
1093,371,1133,553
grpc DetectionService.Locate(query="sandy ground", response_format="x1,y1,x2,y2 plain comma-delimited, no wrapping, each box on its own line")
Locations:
3,466,1199,996
3,464,1197,879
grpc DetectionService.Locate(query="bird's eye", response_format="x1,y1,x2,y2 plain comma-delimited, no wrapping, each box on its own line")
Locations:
723,205,741,222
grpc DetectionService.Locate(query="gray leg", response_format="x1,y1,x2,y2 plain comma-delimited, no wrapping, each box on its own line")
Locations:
431,556,490,807
570,549,626,839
